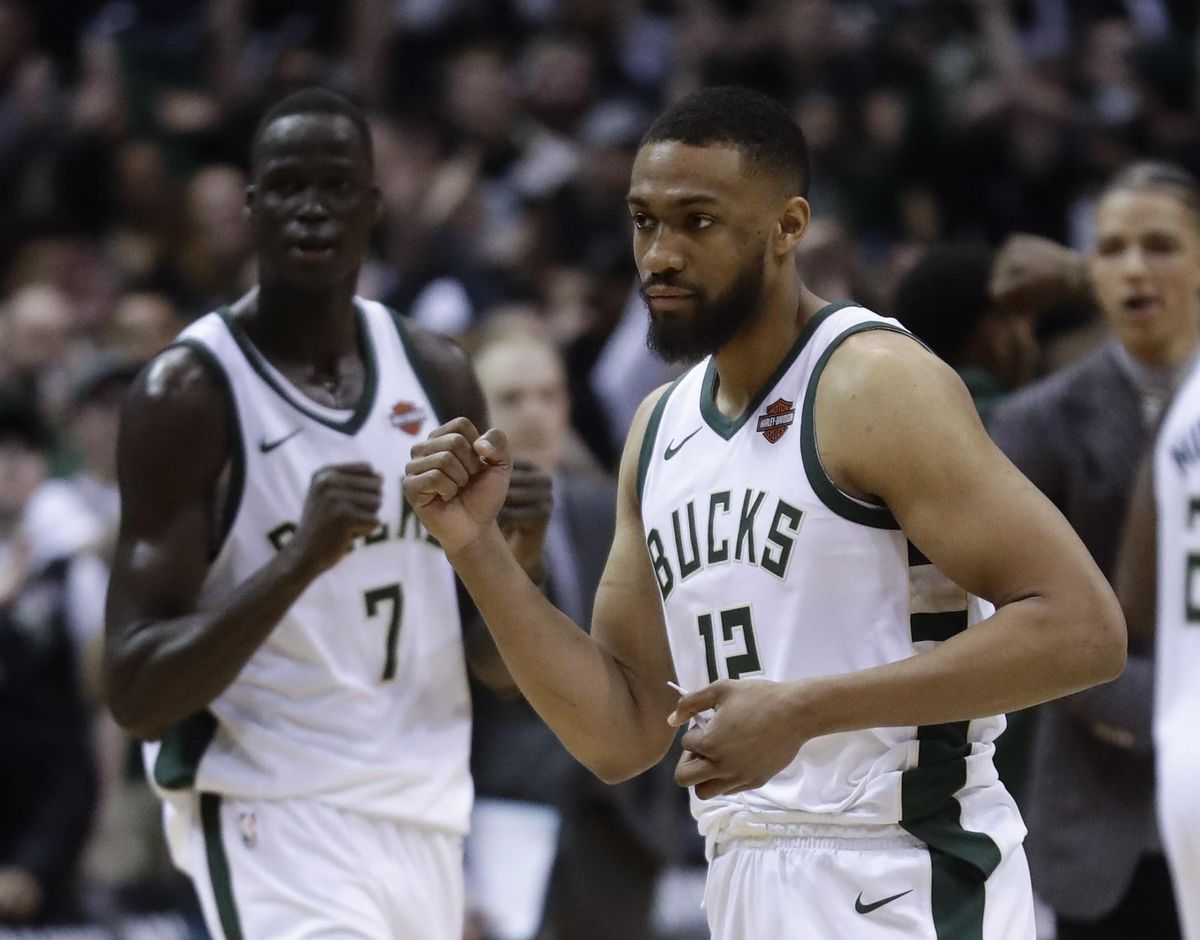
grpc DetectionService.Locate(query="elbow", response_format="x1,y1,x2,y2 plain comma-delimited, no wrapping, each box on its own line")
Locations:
107,692,168,741
583,735,671,786
1072,590,1128,686
104,659,168,741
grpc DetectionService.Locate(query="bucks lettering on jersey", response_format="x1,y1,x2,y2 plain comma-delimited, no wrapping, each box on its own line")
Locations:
639,302,1025,878
143,299,472,839
1154,363,1200,748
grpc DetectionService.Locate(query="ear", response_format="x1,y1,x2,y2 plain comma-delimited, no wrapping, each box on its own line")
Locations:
775,196,811,256
244,185,256,215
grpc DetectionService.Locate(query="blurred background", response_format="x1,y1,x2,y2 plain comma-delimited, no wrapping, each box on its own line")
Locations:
1,0,1197,937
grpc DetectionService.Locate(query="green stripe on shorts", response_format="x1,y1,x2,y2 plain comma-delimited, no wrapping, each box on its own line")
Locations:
200,792,245,940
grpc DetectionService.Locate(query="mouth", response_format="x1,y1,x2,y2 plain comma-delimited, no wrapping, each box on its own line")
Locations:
287,236,339,264
1121,295,1162,320
643,289,697,312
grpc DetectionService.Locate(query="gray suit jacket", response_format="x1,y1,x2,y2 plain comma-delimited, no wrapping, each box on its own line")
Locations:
989,342,1158,920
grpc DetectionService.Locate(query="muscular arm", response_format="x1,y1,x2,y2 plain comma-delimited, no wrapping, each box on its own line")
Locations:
104,348,375,740
805,332,1126,731
406,393,680,783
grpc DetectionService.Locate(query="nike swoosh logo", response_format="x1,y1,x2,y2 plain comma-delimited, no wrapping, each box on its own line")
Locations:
664,427,702,460
855,889,912,915
259,427,303,453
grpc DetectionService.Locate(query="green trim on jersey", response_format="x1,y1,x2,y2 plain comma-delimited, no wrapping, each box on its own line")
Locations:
170,340,246,560
699,300,858,440
637,373,689,504
200,793,245,940
912,611,969,643
901,721,1002,939
799,322,908,529
386,308,448,425
153,709,218,790
217,303,380,434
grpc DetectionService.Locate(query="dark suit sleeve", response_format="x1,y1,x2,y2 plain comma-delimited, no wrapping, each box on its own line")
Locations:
1054,649,1153,755
987,392,1066,508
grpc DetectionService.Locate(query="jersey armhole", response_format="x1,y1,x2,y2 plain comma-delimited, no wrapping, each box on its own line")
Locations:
799,323,925,530
169,339,245,560
385,307,457,426
636,373,689,506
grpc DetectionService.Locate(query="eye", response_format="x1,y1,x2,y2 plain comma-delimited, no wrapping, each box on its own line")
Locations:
1144,232,1181,255
1095,237,1123,257
688,214,714,231
631,212,654,231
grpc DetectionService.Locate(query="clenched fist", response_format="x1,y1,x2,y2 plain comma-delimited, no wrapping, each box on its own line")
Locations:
281,462,383,578
403,418,512,555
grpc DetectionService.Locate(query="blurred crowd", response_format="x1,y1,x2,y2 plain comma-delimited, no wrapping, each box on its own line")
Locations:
3,0,1200,937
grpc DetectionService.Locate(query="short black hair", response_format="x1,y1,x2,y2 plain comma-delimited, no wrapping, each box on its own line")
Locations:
1103,160,1200,226
640,86,810,197
252,87,373,170
892,244,995,366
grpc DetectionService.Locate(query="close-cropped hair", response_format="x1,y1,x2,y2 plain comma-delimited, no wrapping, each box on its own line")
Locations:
251,87,374,169
641,85,810,197
1103,160,1200,224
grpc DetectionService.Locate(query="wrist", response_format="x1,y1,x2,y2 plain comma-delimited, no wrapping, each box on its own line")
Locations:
275,543,323,588
445,522,507,570
787,675,850,740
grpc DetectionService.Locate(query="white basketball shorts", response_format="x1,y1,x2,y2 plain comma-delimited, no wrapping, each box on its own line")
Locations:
167,792,464,939
703,822,1035,939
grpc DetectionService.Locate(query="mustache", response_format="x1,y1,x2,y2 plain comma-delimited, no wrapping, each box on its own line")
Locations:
639,275,703,295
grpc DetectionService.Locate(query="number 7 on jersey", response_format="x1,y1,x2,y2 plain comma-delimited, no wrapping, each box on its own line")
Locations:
364,583,404,681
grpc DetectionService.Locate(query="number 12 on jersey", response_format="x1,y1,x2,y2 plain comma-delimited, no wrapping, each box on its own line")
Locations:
698,604,763,682
364,583,404,681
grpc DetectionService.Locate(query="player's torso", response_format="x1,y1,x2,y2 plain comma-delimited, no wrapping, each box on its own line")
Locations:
1154,365,1200,743
640,302,1009,841
145,300,471,833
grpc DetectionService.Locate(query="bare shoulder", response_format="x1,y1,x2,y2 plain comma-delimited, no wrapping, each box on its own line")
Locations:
393,317,486,427
815,329,983,500
819,328,967,412
617,379,682,508
119,345,230,507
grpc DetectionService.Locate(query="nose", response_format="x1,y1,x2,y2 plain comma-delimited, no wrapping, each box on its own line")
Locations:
641,227,686,277
1119,245,1149,279
296,185,329,220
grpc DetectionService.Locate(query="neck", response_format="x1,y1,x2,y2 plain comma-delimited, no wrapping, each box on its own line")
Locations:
243,273,361,366
710,279,827,417
1126,331,1199,370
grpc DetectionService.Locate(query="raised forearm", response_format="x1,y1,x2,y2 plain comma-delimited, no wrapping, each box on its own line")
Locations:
803,596,1125,737
449,525,666,781
107,551,318,739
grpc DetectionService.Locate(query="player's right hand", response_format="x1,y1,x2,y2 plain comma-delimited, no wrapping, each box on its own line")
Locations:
403,417,512,555
284,462,383,577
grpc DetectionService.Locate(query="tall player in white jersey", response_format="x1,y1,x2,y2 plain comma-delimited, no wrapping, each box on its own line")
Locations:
404,86,1127,939
1114,171,1200,935
104,89,548,939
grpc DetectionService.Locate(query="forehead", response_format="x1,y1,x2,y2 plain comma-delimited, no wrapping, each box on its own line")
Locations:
255,113,369,171
476,341,565,393
1095,188,1197,235
627,141,752,207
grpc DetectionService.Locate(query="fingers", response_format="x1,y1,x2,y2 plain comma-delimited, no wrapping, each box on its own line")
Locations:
410,419,486,477
668,680,726,727
475,428,511,467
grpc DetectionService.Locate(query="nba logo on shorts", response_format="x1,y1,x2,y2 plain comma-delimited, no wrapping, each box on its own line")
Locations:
757,398,795,443
238,811,258,849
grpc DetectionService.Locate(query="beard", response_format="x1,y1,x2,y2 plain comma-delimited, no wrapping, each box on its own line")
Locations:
643,258,767,364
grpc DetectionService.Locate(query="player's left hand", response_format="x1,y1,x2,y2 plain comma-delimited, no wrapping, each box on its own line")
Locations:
668,679,814,800
499,460,552,581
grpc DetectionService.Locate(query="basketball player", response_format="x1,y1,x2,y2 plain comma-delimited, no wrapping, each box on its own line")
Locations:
1109,179,1200,938
104,89,546,939
403,86,1126,939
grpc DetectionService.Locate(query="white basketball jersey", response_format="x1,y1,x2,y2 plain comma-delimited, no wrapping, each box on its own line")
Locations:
639,301,1024,877
143,299,472,836
1153,362,1200,747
